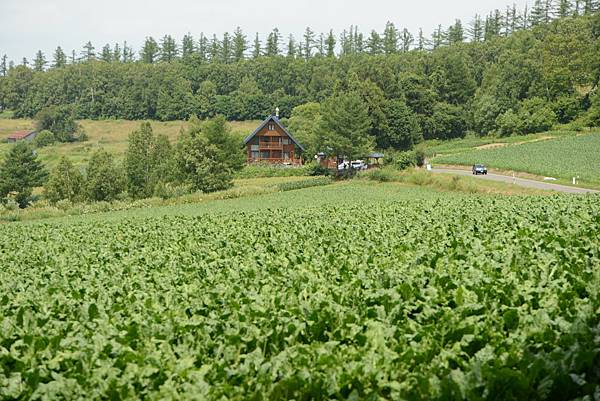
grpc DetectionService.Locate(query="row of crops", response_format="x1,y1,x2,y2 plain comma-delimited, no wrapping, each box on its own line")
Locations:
434,132,600,185
1,191,599,400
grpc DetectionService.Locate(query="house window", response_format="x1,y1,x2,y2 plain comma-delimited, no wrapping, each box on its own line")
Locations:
282,138,290,145
283,152,290,160
251,145,259,151
251,151,259,159
260,151,270,159
268,124,275,131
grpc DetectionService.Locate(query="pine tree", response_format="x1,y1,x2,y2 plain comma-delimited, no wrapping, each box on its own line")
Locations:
181,34,195,59
0,55,7,76
70,50,77,64
530,0,546,26
22,58,29,67
209,35,221,62
355,29,364,53
469,15,484,42
82,41,95,61
367,30,383,54
266,28,280,56
447,20,464,44
417,28,427,50
252,33,262,58
112,43,122,62
574,0,582,14
326,30,336,57
558,0,572,17
160,35,178,62
122,41,135,62
0,142,47,208
287,34,296,58
302,28,315,59
317,33,325,56
33,50,46,71
100,44,112,62
522,5,530,28
221,32,232,63
400,28,414,52
544,0,556,22
140,37,159,63
340,29,351,55
383,22,399,54
198,34,209,62
510,5,520,33
232,27,247,62
432,25,446,48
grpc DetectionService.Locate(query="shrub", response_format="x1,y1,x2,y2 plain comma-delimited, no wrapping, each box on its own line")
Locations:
495,109,524,136
361,167,398,182
44,157,84,203
33,130,55,147
35,105,79,142
385,150,417,170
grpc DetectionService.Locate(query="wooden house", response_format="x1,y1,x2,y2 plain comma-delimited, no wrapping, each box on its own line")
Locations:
244,115,304,165
7,130,37,143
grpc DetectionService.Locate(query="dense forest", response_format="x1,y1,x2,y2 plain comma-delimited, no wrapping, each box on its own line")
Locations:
0,0,599,147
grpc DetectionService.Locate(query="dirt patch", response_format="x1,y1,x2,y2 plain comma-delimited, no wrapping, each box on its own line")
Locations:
476,143,508,150
515,136,553,145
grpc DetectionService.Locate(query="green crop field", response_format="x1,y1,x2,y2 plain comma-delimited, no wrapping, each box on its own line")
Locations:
1,182,599,400
433,132,600,186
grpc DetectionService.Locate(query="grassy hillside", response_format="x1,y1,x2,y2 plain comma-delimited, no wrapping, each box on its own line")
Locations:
2,181,598,399
0,118,259,167
433,131,600,186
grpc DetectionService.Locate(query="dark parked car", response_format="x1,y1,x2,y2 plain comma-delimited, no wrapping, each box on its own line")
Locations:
472,164,488,175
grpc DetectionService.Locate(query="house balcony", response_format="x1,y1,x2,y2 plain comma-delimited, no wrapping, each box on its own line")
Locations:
258,143,284,150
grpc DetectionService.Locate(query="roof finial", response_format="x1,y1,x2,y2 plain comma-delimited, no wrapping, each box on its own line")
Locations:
275,107,280,118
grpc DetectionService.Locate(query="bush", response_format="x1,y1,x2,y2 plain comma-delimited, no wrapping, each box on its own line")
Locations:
384,150,417,170
361,167,399,182
33,130,55,147
496,109,524,136
35,105,79,142
153,182,193,199
519,98,557,134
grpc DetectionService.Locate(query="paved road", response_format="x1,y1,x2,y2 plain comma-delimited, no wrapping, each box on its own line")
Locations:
432,168,599,194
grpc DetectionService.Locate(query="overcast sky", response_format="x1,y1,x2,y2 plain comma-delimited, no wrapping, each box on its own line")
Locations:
1,0,530,62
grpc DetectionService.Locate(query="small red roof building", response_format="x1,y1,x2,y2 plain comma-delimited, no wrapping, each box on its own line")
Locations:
7,130,37,143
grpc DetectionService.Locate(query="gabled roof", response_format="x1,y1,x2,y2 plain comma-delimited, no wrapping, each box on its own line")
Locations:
8,130,36,140
244,115,305,151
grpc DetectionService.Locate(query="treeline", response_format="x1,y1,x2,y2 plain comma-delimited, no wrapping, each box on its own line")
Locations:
0,2,599,143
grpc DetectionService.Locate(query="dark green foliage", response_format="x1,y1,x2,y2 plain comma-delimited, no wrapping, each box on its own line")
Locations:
319,92,374,160
86,150,125,201
34,105,79,142
175,116,245,193
0,142,47,207
384,150,418,170
32,130,55,147
423,102,467,140
44,156,84,203
379,100,422,150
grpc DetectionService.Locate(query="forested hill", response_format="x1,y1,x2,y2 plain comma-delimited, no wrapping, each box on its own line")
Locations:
0,5,599,143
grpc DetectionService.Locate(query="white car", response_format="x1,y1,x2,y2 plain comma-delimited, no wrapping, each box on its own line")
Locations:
351,160,367,170
337,161,350,171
